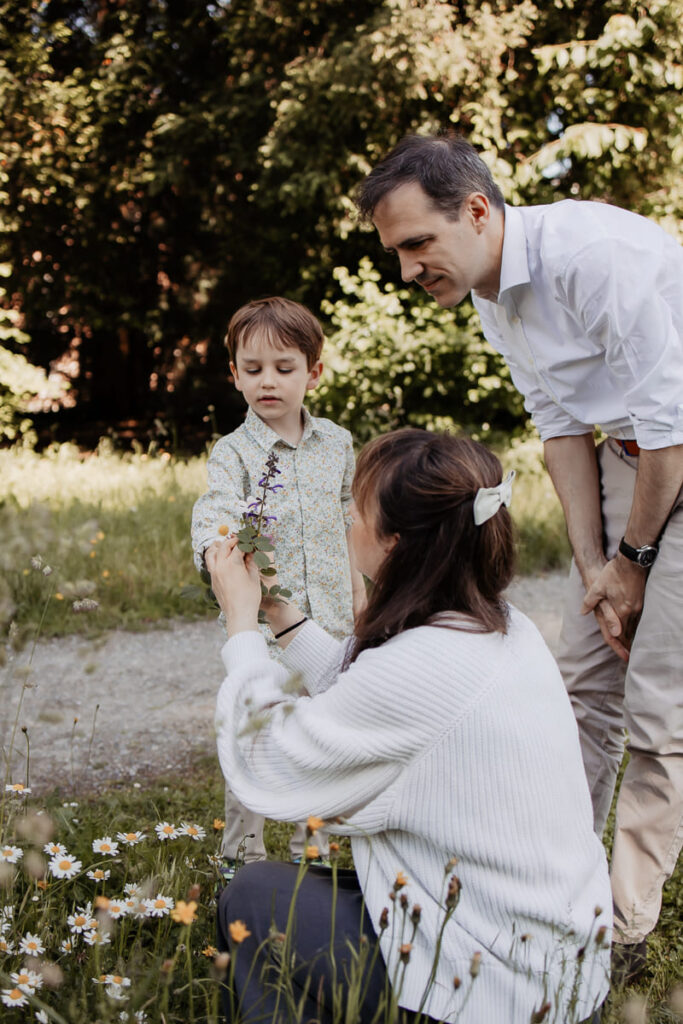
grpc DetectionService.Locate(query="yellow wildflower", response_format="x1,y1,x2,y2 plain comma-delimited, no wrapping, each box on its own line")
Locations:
213,818,226,830
171,900,198,925
228,920,251,944
306,815,325,834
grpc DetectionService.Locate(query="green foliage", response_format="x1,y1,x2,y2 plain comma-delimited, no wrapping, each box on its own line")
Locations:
0,264,55,443
0,0,681,437
313,259,526,444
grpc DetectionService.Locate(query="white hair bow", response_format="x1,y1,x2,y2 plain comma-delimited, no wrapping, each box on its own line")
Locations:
472,470,515,526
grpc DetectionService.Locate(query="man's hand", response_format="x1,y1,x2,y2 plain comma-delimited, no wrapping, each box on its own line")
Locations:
581,557,647,662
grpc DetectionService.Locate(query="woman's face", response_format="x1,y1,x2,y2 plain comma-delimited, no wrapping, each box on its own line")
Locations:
349,497,398,582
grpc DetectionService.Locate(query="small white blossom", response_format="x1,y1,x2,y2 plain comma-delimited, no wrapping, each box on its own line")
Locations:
87,868,111,881
1,987,28,1008
92,836,119,857
72,598,99,613
4,783,31,796
143,894,174,917
11,969,43,994
178,822,206,842
19,932,45,957
116,830,145,846
0,845,23,864
83,927,111,947
43,842,68,858
49,853,82,879
154,821,179,841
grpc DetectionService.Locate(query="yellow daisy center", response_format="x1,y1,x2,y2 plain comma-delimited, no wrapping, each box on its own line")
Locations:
58,859,72,870
9,989,22,1001
125,833,137,841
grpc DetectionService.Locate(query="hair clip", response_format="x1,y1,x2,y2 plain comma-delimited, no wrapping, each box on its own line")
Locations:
473,470,515,526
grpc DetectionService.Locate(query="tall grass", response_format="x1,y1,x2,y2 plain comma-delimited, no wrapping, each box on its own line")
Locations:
0,437,569,641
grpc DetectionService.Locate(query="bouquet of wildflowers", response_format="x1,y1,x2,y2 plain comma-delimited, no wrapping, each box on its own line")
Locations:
187,451,291,618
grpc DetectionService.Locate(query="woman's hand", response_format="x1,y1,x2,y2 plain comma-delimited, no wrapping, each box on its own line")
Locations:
206,537,262,637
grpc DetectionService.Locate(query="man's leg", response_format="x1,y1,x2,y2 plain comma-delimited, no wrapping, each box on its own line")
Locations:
611,493,683,942
556,441,632,834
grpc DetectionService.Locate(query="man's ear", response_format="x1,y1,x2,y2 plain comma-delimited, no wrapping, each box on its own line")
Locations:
229,361,243,393
466,193,491,233
306,360,324,391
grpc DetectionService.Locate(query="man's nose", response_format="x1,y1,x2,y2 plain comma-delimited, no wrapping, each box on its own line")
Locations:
399,252,422,283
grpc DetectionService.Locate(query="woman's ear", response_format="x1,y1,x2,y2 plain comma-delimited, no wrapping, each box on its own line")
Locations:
383,532,400,556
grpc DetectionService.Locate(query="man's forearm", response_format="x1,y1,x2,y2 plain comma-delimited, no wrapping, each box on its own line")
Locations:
621,444,683,553
543,434,605,585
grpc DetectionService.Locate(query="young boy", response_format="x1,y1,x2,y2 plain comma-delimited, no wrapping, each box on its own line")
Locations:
192,296,365,874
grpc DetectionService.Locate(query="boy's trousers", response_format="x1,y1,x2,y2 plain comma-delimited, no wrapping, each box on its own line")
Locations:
221,786,328,862
557,439,683,942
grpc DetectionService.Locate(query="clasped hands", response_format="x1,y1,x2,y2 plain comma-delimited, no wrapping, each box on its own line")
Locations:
580,555,647,662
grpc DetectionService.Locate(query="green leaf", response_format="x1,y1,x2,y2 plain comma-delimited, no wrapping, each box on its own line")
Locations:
237,541,254,552
278,588,292,599
260,566,276,577
253,536,274,552
253,550,271,569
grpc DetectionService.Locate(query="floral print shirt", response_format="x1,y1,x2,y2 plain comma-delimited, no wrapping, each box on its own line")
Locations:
191,407,355,646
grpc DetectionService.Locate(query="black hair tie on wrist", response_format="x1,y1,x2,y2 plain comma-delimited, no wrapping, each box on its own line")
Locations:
274,617,308,640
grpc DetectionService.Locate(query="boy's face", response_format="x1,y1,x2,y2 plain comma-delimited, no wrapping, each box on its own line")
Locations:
230,330,322,436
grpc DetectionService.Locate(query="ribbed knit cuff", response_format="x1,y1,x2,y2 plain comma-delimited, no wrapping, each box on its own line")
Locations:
221,630,269,675
281,621,345,695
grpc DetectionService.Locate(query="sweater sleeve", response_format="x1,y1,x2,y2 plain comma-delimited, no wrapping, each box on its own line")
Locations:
215,626,450,830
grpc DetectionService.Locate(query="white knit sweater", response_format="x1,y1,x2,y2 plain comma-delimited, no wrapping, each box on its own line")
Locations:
215,606,612,1023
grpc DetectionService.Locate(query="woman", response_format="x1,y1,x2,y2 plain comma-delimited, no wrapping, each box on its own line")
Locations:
208,430,611,1024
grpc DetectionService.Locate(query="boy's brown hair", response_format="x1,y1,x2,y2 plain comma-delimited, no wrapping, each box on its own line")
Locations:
225,297,324,369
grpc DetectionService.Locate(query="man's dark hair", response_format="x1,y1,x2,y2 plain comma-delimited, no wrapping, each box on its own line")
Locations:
356,132,505,221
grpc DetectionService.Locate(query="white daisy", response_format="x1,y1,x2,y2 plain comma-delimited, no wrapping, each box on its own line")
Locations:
87,868,111,881
49,854,82,879
83,927,111,946
104,899,128,920
10,969,43,994
178,822,206,842
0,845,23,864
92,836,119,857
0,936,15,954
124,883,143,897
1,987,28,1008
116,831,145,846
142,894,175,917
68,908,95,934
59,938,74,954
4,783,31,796
0,905,13,932
19,932,45,957
128,899,150,919
36,1010,50,1023
43,842,67,858
154,821,179,841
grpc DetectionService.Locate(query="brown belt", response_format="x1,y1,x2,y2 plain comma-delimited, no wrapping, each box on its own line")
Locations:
610,438,640,456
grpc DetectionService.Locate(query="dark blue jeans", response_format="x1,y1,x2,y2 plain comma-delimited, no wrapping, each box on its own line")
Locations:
216,861,433,1024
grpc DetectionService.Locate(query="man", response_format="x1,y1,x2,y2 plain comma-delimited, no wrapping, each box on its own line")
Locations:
356,132,683,979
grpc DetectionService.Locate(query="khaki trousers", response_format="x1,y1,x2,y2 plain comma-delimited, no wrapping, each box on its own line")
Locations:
221,787,328,862
557,440,683,942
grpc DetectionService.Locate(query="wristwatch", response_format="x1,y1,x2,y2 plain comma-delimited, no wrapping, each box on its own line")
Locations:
618,537,659,568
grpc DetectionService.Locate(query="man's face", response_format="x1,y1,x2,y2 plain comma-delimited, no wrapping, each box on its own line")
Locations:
371,181,499,306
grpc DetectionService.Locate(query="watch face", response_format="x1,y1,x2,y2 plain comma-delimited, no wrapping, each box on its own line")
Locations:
637,547,658,568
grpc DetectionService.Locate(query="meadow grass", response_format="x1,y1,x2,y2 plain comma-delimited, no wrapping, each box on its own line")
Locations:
0,752,680,1023
0,437,569,642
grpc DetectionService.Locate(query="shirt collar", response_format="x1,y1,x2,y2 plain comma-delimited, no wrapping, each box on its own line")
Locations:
496,205,530,299
243,405,318,451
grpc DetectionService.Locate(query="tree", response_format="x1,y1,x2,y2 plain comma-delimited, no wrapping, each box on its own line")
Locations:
0,0,680,443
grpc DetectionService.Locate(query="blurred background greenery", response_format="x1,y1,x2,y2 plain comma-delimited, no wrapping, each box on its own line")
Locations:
1,0,681,450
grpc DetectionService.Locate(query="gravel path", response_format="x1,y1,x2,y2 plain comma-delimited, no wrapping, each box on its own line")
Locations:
1,572,568,795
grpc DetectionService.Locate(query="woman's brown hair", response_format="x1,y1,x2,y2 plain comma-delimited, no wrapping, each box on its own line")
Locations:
347,429,515,665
